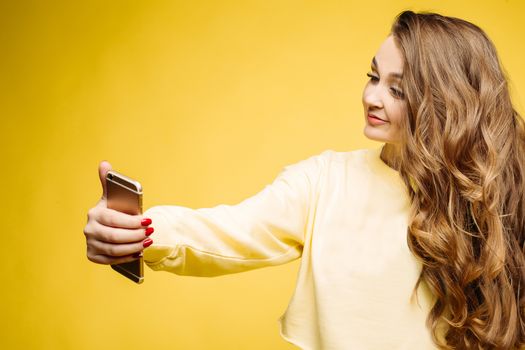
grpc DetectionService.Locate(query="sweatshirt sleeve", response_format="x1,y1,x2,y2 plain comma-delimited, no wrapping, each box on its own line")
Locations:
142,153,324,277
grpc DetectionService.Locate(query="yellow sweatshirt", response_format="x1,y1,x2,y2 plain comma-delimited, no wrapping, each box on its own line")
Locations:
143,146,436,349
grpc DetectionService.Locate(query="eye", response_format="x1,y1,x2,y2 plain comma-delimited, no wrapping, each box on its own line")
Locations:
366,72,379,82
390,87,405,99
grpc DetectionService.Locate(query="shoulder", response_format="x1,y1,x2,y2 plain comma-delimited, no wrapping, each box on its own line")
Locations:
302,147,379,168
281,147,380,177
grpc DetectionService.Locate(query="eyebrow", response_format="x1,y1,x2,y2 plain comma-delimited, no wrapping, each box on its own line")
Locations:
371,57,403,79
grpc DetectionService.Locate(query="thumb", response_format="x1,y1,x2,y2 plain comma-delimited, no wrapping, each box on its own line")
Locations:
98,160,113,199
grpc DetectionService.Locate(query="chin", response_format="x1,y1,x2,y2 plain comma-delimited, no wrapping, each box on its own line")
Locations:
363,126,389,143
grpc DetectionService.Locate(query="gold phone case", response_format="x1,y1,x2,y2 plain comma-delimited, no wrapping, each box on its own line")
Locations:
106,170,144,284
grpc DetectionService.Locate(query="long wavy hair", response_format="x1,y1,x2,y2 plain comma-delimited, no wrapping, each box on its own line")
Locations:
389,11,525,349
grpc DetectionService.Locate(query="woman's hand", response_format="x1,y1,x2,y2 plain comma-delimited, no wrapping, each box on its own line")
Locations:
83,161,154,265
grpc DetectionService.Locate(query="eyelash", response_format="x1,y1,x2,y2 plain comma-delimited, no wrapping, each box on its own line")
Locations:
366,72,405,99
366,72,379,82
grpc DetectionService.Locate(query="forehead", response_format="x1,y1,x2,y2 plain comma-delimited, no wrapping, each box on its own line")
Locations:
373,35,404,73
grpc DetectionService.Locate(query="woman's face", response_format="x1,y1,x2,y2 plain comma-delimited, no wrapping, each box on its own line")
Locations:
362,35,407,145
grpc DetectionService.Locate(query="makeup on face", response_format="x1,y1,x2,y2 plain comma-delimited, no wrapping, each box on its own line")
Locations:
362,35,407,145
367,113,388,125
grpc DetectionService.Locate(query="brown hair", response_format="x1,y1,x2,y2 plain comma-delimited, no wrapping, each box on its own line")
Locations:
390,11,525,349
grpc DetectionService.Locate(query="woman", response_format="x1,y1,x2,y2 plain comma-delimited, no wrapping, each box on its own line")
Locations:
83,11,525,349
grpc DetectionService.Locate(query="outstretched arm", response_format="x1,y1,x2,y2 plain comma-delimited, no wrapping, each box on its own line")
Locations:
143,154,323,277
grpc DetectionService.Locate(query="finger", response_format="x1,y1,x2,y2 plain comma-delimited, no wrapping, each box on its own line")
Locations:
88,252,143,265
96,207,147,229
92,222,151,244
98,160,112,200
89,238,150,258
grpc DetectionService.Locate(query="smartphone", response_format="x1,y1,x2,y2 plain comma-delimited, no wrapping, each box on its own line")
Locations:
106,170,144,284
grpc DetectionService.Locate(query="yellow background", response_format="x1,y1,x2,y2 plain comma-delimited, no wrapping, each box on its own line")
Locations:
2,1,524,349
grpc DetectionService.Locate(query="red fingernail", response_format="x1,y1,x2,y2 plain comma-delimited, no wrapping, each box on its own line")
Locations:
141,218,152,226
145,227,154,236
143,238,153,248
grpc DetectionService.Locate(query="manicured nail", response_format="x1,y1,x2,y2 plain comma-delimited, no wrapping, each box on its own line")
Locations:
141,218,152,226
143,238,153,248
145,227,154,236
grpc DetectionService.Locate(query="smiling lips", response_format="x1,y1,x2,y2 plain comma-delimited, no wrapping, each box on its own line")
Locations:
367,113,388,125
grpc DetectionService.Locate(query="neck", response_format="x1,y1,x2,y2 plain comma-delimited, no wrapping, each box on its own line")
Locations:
380,143,401,171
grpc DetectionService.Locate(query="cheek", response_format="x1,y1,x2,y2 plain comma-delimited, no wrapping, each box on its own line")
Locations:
389,102,407,126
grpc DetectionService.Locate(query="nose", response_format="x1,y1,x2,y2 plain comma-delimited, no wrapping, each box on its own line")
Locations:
362,85,383,110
